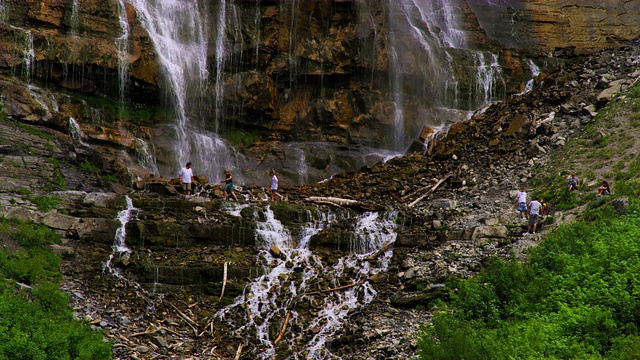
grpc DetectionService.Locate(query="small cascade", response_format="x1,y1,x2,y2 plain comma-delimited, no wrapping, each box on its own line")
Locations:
26,84,58,112
105,195,138,277
222,202,250,217
115,0,130,106
134,138,159,176
68,117,84,141
69,0,80,36
213,0,227,129
218,207,397,359
520,59,541,95
10,26,35,82
474,52,505,106
0,0,7,23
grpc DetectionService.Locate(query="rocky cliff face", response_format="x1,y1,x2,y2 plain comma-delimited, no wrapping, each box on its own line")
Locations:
468,0,640,54
1,0,639,185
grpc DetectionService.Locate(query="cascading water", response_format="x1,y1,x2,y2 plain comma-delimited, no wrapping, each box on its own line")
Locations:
127,0,248,183
358,0,506,150
474,52,505,105
217,207,397,359
105,195,137,277
134,138,158,176
10,26,35,82
115,0,130,106
68,117,84,141
0,0,7,23
521,59,541,94
69,0,80,37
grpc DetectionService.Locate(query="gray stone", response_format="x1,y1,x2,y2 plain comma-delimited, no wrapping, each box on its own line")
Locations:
82,192,122,208
432,199,457,209
49,244,75,257
471,225,508,240
4,206,41,223
42,212,79,230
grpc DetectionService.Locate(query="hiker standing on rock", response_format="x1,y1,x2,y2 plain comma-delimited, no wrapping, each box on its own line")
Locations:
269,169,284,201
516,186,528,219
527,196,542,234
179,162,194,196
223,170,238,201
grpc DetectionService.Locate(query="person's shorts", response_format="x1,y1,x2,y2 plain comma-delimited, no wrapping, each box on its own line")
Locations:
225,182,233,193
528,214,539,226
517,202,527,212
603,190,610,195
182,182,192,191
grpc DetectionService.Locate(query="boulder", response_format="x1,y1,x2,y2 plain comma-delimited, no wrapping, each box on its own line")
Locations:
471,225,508,241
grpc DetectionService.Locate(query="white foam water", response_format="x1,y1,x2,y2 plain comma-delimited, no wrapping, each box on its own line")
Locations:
104,195,137,276
217,207,397,359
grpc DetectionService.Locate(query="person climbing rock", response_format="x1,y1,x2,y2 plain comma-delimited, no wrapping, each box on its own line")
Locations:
223,170,238,201
516,186,528,219
527,196,542,234
568,173,579,191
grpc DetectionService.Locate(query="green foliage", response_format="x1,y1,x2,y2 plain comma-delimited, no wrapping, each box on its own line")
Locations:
419,202,640,359
80,161,100,172
51,169,66,190
225,130,260,147
24,195,60,212
12,121,53,141
0,219,111,358
15,188,32,196
102,174,119,183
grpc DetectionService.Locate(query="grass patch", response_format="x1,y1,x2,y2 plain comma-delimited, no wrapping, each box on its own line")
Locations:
24,195,60,212
80,161,100,172
418,202,640,359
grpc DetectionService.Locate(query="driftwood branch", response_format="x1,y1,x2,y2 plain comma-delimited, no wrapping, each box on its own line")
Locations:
366,240,394,261
273,311,292,345
305,197,384,211
304,279,367,296
167,301,199,336
233,344,243,360
218,262,228,302
389,191,404,203
407,173,452,208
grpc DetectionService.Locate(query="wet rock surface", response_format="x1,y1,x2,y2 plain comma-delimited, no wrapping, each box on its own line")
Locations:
2,39,640,359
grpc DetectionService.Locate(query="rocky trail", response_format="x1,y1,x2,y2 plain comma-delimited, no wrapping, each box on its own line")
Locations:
2,40,640,359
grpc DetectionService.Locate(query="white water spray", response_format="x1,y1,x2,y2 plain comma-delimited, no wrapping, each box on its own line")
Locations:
105,195,137,276
218,207,397,359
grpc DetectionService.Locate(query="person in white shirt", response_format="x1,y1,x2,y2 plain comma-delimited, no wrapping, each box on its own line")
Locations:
515,186,527,219
269,169,284,201
527,196,542,234
178,162,194,196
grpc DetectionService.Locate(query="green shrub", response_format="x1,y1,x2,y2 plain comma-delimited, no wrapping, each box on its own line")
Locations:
419,202,640,359
0,219,111,358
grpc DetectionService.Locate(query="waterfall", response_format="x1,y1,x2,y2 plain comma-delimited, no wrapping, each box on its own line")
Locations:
115,0,130,106
10,26,35,82
0,0,7,23
217,208,397,359
68,117,84,141
126,0,210,171
105,195,137,276
213,0,227,130
474,52,504,105
69,0,80,36
134,138,159,176
521,59,541,94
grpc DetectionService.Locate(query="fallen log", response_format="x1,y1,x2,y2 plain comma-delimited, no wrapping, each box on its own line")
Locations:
366,240,394,261
273,311,292,345
305,196,385,211
218,262,228,302
407,173,452,208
